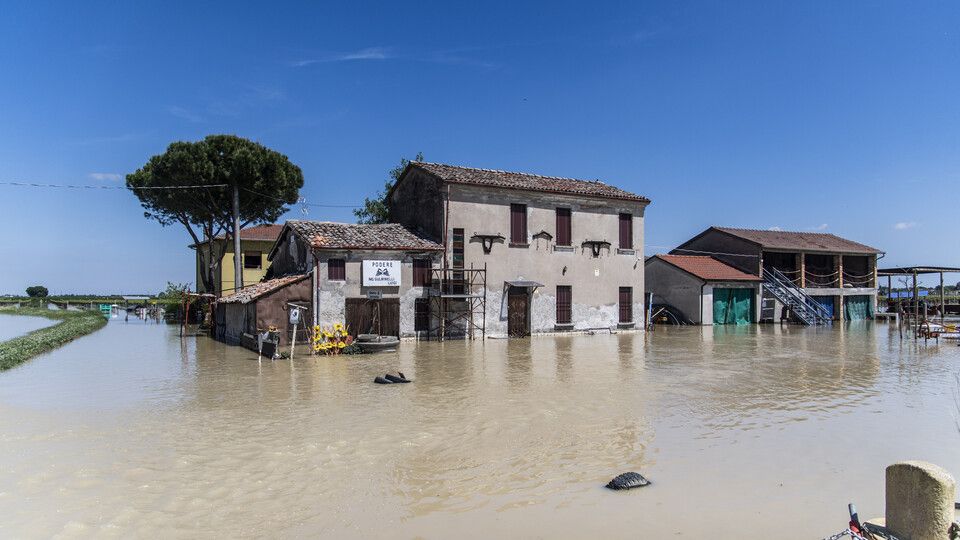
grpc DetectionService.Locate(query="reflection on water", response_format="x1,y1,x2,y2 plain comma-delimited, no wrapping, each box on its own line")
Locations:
0,314,56,342
0,319,958,538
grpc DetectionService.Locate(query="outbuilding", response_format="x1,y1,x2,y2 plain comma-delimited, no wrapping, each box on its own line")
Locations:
645,254,761,325
213,273,312,350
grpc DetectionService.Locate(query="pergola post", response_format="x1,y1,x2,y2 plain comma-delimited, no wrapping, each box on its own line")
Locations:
913,270,919,337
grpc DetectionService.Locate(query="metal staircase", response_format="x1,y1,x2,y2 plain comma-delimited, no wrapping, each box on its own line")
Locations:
761,267,832,325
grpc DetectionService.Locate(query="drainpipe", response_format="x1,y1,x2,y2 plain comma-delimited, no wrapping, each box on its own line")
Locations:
700,282,706,325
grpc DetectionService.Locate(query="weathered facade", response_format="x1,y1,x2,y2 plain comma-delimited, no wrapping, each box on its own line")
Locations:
672,227,883,321
390,162,650,336
213,273,312,349
645,254,761,325
194,224,283,296
268,221,443,337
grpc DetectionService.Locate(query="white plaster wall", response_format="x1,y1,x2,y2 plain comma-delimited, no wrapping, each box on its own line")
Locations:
447,184,648,334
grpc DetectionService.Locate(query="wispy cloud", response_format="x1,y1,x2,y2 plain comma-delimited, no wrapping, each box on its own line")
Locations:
289,45,497,69
206,85,285,117
811,223,828,231
894,221,917,230
291,47,392,67
88,172,122,181
167,105,204,123
768,226,782,231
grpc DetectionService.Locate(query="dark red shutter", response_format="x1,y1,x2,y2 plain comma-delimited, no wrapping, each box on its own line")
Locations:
619,287,633,323
619,213,633,250
556,208,571,246
414,298,429,331
328,259,345,280
556,286,572,324
510,204,527,244
413,259,430,287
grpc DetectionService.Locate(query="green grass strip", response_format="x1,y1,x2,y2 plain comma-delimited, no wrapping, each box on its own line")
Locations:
0,307,107,371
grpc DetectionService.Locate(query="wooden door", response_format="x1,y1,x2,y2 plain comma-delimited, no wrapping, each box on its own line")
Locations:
508,288,530,337
345,298,401,337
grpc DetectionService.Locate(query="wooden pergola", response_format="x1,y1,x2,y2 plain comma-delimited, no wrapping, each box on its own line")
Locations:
877,265,960,326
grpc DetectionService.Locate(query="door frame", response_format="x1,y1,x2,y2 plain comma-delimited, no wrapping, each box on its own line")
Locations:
507,287,531,338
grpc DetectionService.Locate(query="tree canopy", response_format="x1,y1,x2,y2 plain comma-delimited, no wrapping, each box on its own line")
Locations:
25,286,49,298
127,135,303,293
354,152,423,224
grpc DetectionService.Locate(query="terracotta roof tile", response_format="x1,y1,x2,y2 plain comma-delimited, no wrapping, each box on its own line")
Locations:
286,220,443,251
217,274,310,304
713,227,882,254
654,255,761,282
214,223,283,242
409,162,649,203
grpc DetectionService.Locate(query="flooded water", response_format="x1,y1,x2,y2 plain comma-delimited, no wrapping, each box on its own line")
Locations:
1,319,958,539
0,314,56,342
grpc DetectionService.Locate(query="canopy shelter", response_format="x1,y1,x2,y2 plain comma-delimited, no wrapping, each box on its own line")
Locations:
876,265,960,326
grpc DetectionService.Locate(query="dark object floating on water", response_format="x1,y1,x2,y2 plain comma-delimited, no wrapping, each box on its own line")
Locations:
605,472,651,490
374,376,392,384
384,373,411,383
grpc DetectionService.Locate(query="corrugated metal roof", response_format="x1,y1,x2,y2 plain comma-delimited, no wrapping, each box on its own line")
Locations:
653,255,761,282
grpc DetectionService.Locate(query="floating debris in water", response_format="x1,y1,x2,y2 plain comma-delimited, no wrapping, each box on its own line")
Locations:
606,472,651,490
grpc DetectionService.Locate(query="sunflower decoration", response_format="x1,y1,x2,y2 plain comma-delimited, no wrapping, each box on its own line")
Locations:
312,323,353,355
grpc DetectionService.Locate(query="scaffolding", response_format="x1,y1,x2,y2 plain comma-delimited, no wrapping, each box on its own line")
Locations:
428,263,487,340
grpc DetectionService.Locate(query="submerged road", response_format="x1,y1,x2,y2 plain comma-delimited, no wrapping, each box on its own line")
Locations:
0,318,958,538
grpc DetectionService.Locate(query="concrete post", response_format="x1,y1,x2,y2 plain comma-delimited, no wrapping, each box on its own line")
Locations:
885,461,956,540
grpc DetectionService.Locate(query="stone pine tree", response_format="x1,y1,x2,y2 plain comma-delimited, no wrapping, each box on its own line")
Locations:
127,135,303,295
354,152,423,224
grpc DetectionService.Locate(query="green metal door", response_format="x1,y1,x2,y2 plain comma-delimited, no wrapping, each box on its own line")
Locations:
843,295,874,321
713,288,754,325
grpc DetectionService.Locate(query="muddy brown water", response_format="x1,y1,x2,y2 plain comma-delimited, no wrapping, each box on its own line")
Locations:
1,318,958,539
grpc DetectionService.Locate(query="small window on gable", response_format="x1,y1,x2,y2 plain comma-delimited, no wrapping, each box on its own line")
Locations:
243,251,262,269
328,258,346,281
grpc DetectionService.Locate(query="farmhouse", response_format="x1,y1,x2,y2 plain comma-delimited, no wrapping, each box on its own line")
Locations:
645,254,762,325
664,227,883,323
193,223,283,296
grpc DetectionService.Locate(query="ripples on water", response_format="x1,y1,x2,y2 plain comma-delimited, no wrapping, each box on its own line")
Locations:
0,319,958,538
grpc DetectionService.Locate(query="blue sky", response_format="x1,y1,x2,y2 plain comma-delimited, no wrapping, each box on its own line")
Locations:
1,1,959,294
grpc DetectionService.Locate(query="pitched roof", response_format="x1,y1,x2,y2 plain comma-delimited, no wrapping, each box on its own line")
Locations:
217,273,310,304
712,227,882,254
653,254,761,282
212,223,283,242
406,162,650,203
286,220,443,251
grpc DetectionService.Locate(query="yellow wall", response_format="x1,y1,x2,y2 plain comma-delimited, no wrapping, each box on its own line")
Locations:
219,239,277,295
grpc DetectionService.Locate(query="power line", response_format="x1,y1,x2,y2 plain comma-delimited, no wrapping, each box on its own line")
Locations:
0,181,229,190
645,245,761,258
241,187,360,208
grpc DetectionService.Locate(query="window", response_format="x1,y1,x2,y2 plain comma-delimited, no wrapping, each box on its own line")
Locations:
413,258,431,287
243,251,262,269
556,286,572,325
619,213,633,250
556,208,571,246
328,258,345,281
415,298,430,332
451,228,464,294
510,204,527,245
619,287,633,323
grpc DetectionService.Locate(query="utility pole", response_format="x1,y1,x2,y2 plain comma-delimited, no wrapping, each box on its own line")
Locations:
233,184,242,293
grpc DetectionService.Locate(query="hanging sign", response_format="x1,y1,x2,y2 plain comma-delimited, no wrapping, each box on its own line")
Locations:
362,260,401,287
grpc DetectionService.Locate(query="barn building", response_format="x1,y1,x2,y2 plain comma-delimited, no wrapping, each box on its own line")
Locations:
666,227,883,323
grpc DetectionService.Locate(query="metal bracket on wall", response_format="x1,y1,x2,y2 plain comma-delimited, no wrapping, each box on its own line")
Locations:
581,240,611,258
470,234,505,255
